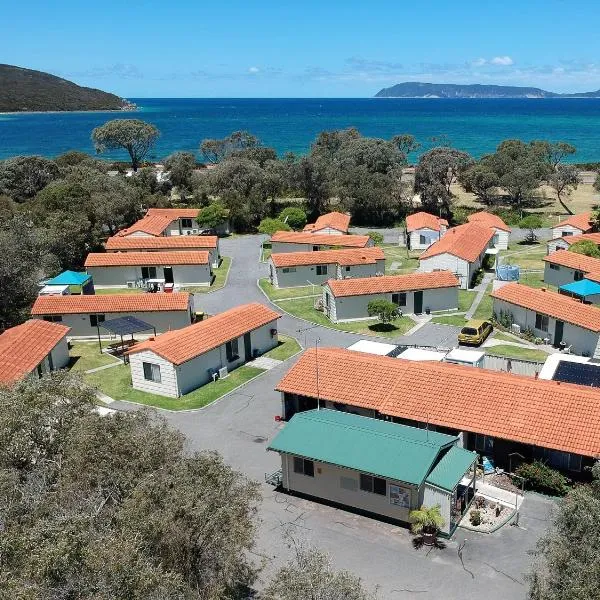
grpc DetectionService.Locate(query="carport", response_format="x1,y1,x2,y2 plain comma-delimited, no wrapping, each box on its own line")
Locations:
97,316,156,362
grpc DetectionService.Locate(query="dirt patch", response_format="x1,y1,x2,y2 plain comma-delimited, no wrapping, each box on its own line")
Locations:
463,495,513,532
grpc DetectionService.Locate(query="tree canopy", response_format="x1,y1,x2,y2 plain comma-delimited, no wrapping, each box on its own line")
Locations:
568,239,600,258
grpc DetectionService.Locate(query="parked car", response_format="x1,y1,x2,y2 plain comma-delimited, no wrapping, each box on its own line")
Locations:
458,319,493,346
198,228,217,236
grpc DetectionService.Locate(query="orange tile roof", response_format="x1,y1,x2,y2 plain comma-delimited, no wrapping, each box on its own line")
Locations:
270,231,371,247
115,214,174,237
106,235,217,251
405,211,448,232
551,232,600,247
543,250,600,273
276,348,600,458
491,282,600,332
326,271,459,297
271,247,384,268
554,212,593,232
31,293,191,315
419,222,494,262
0,320,70,384
146,208,200,218
84,251,209,267
128,303,280,365
304,211,351,233
467,211,511,232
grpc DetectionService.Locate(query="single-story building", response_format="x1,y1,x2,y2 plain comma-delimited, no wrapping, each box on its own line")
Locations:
269,247,385,288
31,293,194,338
127,303,280,397
418,222,494,289
303,211,351,235
322,271,459,322
467,212,511,250
547,232,600,254
84,251,212,289
105,234,221,268
268,409,477,536
42,270,95,295
405,212,448,250
491,282,600,356
276,347,600,477
0,319,70,385
542,250,600,288
270,231,374,254
551,212,593,239
116,208,222,238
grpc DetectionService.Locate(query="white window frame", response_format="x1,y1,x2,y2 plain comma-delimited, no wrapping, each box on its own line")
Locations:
535,312,549,332
142,362,161,383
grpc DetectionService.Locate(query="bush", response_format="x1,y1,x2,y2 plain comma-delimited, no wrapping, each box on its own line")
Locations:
469,510,482,526
482,254,495,270
367,231,384,245
279,207,307,230
450,207,471,225
515,461,571,496
471,268,484,287
258,218,291,236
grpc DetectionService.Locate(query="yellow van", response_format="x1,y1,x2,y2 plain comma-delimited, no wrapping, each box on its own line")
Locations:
458,319,493,346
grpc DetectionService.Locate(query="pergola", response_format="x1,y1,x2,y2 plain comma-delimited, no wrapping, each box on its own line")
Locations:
97,316,156,363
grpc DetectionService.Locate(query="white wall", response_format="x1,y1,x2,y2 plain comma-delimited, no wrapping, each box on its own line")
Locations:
271,239,374,254
88,264,212,288
50,337,70,370
543,263,585,287
130,350,180,397
552,224,586,239
409,228,443,250
311,226,346,235
423,484,452,534
547,239,570,254
492,229,509,251
114,245,220,268
419,253,470,289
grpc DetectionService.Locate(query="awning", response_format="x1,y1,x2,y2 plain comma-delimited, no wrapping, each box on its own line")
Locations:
100,316,156,336
559,278,600,297
46,270,91,286
425,446,477,493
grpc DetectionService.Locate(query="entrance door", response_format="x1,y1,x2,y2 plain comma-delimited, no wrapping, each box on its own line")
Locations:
414,290,423,314
163,267,174,284
554,320,564,346
244,332,252,361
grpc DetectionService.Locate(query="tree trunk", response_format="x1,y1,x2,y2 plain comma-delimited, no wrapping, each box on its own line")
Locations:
556,191,573,215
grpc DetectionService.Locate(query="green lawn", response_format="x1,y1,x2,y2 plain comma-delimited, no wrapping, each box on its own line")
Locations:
493,331,522,343
381,245,420,273
431,314,467,327
262,335,302,360
276,296,415,338
70,341,122,372
183,256,231,294
84,363,265,410
261,242,272,262
458,290,477,313
258,278,320,300
486,344,549,362
518,272,556,291
472,283,494,321
95,287,144,295
499,243,547,271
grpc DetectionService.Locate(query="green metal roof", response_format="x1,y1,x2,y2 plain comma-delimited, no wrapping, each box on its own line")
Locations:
425,446,477,492
268,409,457,486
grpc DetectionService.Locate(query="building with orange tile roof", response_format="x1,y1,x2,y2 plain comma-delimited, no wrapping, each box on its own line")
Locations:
405,212,448,250
418,222,494,289
543,250,600,288
268,247,385,288
303,211,351,234
84,251,212,289
323,272,459,322
547,231,600,254
0,320,70,385
467,211,511,249
127,303,280,397
277,347,600,473
270,231,373,253
491,282,600,356
551,212,593,239
31,293,193,338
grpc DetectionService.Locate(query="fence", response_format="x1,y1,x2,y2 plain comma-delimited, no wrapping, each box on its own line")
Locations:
482,354,543,377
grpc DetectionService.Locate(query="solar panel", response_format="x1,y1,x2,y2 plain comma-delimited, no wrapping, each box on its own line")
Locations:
553,361,600,387
100,316,155,336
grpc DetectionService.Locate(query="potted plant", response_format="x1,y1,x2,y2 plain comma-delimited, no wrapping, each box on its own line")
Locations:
409,504,445,546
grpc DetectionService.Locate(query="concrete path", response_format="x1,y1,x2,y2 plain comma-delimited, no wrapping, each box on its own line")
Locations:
249,356,282,370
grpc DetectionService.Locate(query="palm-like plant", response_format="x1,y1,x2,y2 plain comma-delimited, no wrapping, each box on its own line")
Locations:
409,504,445,536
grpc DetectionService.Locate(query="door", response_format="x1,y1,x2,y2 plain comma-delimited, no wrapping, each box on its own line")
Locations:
163,267,174,284
244,332,252,361
414,290,423,314
554,320,564,346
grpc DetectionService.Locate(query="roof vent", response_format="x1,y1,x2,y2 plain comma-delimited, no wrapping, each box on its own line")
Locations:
541,287,547,292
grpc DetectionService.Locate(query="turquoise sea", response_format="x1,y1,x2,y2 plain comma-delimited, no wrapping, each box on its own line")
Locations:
1,98,600,162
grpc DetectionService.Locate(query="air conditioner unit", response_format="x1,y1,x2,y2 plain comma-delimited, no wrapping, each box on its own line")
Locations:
511,324,521,334
192,229,198,234
218,366,229,379
126,281,135,288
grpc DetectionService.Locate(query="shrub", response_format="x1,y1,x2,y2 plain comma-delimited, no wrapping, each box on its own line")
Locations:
367,231,384,245
469,510,482,526
279,207,307,230
367,299,399,324
471,268,484,287
482,254,495,270
515,461,571,496
258,218,291,236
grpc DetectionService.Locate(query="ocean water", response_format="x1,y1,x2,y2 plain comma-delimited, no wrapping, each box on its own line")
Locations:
1,98,600,162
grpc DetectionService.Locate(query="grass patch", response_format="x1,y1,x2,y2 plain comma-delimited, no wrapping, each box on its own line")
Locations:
95,287,143,295
261,242,272,262
493,331,521,343
183,256,231,294
458,290,477,313
84,363,265,410
518,273,556,291
472,283,494,321
431,314,467,327
258,278,320,300
499,243,547,271
69,341,121,372
486,344,549,362
382,245,420,273
276,296,415,338
262,335,302,360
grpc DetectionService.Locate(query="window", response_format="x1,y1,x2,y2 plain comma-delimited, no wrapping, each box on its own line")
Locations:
142,362,161,383
282,267,297,273
225,338,239,361
141,266,157,279
313,245,320,251
316,265,328,276
562,231,573,237
181,218,193,229
345,266,351,272
293,457,314,477
359,473,387,495
574,270,584,281
43,315,63,322
392,292,407,307
535,312,549,332
419,234,427,245
89,314,105,327
475,434,494,454
549,263,560,271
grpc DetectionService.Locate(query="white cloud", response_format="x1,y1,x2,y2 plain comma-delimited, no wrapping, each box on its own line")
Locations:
248,66,260,74
490,56,514,66
472,58,487,67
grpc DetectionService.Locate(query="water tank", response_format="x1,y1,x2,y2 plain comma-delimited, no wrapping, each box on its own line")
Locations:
496,264,520,281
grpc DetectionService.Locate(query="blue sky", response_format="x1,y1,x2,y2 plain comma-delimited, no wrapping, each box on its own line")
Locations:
3,0,600,97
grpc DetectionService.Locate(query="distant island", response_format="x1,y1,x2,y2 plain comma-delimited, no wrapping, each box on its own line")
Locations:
374,82,600,99
0,64,135,112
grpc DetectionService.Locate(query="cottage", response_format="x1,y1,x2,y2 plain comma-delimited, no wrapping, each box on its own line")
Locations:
491,282,600,356
303,211,351,235
467,212,511,250
547,232,600,254
127,303,280,397
551,212,593,239
42,270,94,295
269,247,385,289
0,320,70,385
543,250,600,287
405,212,448,250
277,347,600,476
31,293,194,338
84,251,212,289
270,231,373,254
105,235,220,268
268,409,476,536
322,271,459,322
418,222,494,289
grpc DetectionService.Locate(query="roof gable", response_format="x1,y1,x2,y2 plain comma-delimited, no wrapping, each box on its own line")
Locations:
554,212,593,232
304,211,351,233
271,247,384,268
270,231,371,247
467,211,511,232
406,212,448,232
543,250,600,273
419,222,494,262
